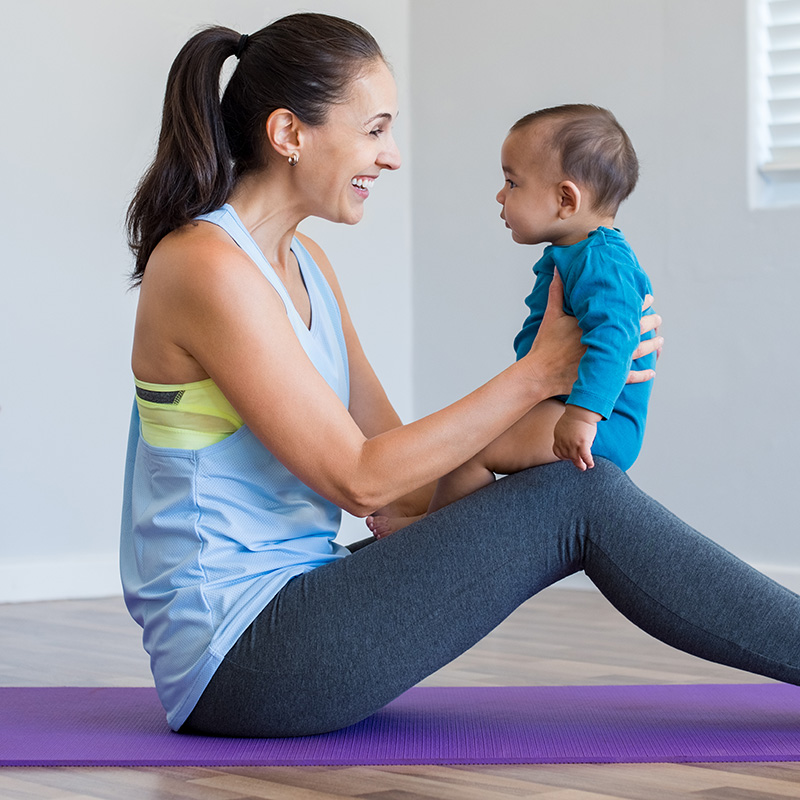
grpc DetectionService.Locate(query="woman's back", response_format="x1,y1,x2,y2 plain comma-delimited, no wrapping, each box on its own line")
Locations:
121,205,351,729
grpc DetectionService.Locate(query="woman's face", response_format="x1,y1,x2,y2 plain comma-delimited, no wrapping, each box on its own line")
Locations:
299,60,401,225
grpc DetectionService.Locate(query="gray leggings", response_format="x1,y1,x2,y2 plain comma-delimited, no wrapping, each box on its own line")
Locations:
183,460,800,737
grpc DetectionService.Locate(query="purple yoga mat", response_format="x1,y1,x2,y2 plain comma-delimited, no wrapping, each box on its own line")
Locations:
2,684,800,767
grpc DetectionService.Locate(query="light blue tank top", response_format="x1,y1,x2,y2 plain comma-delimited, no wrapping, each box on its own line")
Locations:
120,205,350,730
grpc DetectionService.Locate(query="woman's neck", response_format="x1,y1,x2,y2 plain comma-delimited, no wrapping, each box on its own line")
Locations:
226,170,305,272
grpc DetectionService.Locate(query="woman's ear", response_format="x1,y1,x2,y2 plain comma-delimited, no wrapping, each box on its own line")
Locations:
557,181,582,219
265,109,302,160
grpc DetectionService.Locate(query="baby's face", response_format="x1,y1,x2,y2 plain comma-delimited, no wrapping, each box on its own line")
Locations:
496,126,564,245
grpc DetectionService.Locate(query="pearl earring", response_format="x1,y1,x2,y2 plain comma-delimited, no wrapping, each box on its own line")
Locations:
288,153,299,167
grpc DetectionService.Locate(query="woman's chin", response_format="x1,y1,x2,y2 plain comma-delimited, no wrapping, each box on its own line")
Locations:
340,206,367,226
317,202,366,226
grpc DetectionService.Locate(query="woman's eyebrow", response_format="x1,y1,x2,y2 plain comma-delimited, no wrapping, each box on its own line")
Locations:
365,112,395,124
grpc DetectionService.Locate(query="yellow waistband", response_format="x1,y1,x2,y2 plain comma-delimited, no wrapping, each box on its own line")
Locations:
134,378,243,449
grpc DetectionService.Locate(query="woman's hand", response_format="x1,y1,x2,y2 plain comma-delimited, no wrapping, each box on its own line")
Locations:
521,270,585,397
526,275,662,390
627,295,662,384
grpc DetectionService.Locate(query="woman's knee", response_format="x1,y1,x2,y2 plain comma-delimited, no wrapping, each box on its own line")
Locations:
498,457,626,500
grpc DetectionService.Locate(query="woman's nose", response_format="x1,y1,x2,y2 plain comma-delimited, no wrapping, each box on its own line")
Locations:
379,137,401,170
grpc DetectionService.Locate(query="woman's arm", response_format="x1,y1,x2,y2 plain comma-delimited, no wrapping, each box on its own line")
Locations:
154,232,583,517
297,234,435,517
303,239,661,513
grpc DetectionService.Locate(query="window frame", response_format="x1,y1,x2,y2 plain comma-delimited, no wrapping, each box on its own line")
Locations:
750,0,800,206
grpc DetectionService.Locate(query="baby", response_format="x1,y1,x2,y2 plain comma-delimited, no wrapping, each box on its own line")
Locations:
368,104,656,537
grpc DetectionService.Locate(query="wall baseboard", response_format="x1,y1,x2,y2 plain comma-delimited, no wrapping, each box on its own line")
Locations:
2,555,800,605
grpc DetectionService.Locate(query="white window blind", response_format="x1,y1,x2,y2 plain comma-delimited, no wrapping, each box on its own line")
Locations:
761,0,800,177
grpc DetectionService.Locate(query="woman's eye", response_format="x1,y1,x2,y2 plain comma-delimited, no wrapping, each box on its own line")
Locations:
369,128,384,137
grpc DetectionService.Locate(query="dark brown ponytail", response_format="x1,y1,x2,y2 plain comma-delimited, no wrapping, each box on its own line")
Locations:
126,13,384,285
126,27,238,284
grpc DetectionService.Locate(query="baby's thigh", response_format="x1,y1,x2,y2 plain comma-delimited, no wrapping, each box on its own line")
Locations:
482,398,565,475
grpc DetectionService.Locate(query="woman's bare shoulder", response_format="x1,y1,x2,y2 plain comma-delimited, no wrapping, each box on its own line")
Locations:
141,221,282,321
146,221,254,284
133,222,286,383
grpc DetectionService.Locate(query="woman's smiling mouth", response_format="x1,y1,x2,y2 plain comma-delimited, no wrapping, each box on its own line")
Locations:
351,176,376,197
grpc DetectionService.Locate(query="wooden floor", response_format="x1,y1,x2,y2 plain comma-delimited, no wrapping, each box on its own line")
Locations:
2,586,799,799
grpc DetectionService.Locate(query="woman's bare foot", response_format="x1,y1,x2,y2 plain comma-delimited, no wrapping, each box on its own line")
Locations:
366,513,424,539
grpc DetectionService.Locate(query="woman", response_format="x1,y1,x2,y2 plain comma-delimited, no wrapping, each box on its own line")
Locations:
121,13,800,737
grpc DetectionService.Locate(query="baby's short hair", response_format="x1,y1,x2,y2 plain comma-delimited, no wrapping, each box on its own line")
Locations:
511,105,638,216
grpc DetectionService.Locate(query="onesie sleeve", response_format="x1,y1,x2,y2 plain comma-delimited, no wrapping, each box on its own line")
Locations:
562,241,649,420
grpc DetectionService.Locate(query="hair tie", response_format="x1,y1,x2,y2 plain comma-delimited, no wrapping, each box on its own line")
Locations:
235,33,250,60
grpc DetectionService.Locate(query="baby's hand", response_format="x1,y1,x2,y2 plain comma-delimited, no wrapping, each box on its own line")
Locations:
553,406,602,471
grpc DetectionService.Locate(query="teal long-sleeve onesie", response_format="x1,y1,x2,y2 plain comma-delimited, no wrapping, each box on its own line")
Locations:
513,227,655,472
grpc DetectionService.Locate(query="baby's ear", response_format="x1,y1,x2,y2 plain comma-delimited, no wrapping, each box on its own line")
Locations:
557,181,581,218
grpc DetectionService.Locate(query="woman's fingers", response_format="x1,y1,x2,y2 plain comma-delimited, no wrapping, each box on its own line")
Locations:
627,333,661,383
626,367,656,384
628,329,661,382
542,268,566,322
638,298,662,361
640,311,662,335
632,334,663,361
627,297,662,383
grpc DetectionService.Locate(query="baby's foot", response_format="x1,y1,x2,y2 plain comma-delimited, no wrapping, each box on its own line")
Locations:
366,514,424,539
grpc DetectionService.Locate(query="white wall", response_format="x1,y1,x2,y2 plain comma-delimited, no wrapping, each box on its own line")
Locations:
0,0,411,601
409,0,800,586
3,0,799,603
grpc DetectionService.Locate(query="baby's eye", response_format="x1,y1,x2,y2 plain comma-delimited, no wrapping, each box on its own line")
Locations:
506,179,517,189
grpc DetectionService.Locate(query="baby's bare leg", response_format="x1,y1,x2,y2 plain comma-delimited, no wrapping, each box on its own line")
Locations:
367,399,565,538
428,398,565,513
